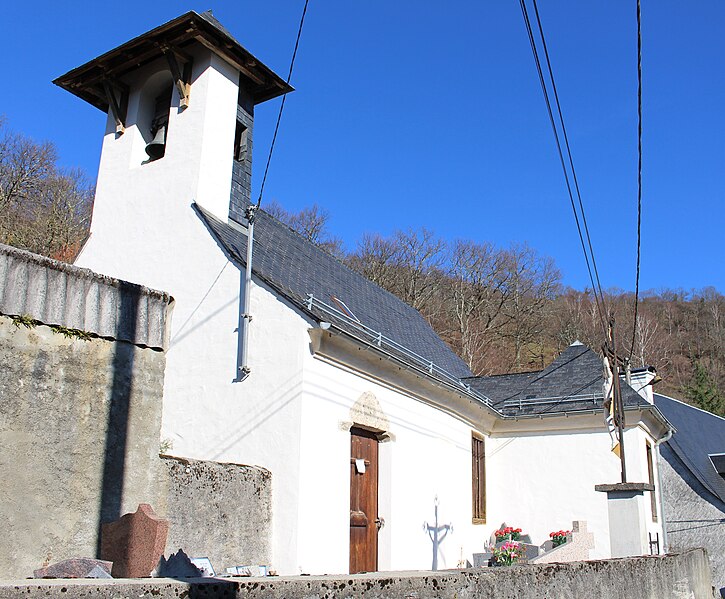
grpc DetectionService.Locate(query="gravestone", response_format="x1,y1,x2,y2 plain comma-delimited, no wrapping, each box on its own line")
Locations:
33,558,113,579
472,552,492,568
155,549,203,578
101,503,169,578
520,543,540,560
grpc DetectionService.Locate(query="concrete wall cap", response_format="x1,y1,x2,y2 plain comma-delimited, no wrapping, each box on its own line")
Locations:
0,243,174,349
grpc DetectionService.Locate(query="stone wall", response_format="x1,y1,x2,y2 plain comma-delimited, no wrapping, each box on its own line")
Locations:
0,245,272,579
0,314,167,578
660,444,725,594
160,456,272,570
0,549,714,599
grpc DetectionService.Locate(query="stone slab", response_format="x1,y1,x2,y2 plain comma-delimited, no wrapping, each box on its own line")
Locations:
33,558,113,579
472,552,492,568
595,482,654,493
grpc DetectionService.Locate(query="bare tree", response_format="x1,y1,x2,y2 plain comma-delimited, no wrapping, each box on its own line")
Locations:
393,228,446,313
0,120,92,261
264,199,344,257
348,227,446,316
500,243,561,370
445,240,510,374
347,232,400,288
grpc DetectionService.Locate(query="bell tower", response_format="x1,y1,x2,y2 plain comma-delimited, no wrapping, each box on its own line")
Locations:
54,11,291,287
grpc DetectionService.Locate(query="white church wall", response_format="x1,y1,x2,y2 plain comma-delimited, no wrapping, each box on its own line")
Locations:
77,47,239,287
486,427,613,559
485,423,664,559
295,354,488,574
84,212,312,574
72,39,317,574
154,258,312,575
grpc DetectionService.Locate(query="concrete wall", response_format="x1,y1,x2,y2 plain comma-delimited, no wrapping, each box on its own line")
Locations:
0,247,273,579
0,313,273,580
0,549,714,599
160,456,272,570
0,314,166,578
660,443,725,593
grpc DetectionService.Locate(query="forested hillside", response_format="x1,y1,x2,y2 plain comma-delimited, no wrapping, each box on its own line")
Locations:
2,122,721,417
269,202,725,416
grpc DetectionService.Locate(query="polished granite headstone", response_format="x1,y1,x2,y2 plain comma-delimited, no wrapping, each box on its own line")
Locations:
101,504,169,578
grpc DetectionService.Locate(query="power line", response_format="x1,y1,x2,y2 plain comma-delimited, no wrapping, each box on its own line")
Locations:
530,0,607,314
629,0,643,361
518,0,609,339
255,0,311,209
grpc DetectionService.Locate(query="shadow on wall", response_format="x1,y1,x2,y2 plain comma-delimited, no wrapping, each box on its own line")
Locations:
424,497,452,571
96,282,140,554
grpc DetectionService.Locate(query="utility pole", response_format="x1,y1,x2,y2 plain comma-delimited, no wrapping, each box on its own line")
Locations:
608,316,627,483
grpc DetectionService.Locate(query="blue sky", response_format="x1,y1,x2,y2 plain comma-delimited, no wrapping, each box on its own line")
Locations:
3,1,723,292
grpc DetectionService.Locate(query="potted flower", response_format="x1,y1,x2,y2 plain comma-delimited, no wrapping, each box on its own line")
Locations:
492,541,525,566
494,526,522,543
549,530,571,548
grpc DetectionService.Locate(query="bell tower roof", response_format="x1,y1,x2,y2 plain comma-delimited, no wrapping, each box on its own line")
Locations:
53,10,293,112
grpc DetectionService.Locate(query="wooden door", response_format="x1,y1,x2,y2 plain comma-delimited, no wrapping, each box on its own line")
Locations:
349,427,378,573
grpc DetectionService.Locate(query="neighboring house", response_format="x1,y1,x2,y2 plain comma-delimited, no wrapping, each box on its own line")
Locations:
54,11,673,575
654,393,725,594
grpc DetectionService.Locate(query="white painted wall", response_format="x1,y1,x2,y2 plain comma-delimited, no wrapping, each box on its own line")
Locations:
296,353,486,574
485,423,664,559
77,48,240,287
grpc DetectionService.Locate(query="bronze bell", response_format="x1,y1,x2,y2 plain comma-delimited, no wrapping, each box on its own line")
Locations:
145,124,167,160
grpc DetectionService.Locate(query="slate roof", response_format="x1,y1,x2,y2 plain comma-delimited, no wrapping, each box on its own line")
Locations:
463,341,650,416
654,393,725,503
195,205,473,381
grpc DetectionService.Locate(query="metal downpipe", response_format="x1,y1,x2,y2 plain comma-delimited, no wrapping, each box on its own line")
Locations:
238,204,256,380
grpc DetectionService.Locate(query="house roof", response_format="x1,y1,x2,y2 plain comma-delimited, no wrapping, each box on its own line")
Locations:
654,393,725,503
195,205,473,383
54,10,292,112
463,341,651,416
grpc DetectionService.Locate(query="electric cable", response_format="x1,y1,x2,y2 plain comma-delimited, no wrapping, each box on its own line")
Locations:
255,0,310,209
629,0,643,362
518,0,609,340
530,0,608,318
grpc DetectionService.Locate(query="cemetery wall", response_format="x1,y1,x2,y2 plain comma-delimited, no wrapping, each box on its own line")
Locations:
0,548,714,599
160,456,272,571
0,313,167,579
0,245,272,579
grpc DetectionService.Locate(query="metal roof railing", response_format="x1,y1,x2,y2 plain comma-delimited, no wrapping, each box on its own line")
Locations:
502,393,603,410
305,293,493,408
